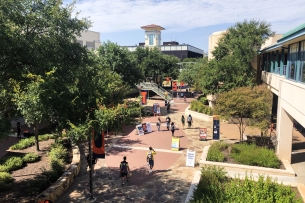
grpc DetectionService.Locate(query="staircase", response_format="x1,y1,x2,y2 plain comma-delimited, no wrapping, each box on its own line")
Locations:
137,82,173,100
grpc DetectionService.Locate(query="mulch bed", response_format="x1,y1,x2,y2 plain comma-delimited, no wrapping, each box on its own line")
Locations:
0,138,73,203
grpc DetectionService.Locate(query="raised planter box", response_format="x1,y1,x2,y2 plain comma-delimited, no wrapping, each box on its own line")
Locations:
185,105,213,122
200,145,296,177
35,144,81,203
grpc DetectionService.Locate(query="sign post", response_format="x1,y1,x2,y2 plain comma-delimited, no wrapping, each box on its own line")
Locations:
186,150,196,167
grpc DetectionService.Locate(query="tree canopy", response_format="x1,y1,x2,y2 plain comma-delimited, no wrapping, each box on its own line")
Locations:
214,85,273,142
197,20,275,95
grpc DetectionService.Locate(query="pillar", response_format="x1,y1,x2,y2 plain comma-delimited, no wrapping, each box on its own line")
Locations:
280,49,285,75
276,104,293,163
270,52,275,73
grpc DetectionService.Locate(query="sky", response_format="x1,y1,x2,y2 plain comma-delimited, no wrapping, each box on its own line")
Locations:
64,0,305,51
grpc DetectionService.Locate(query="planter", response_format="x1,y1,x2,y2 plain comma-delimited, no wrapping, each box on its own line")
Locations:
185,105,213,122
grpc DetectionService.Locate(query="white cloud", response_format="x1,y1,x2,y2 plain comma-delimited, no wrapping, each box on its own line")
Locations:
70,0,305,34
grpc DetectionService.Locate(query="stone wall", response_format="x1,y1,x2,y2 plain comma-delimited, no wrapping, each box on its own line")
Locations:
35,144,81,203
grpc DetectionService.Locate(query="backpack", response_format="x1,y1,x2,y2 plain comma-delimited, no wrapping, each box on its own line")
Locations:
187,116,192,122
147,151,152,161
120,161,127,173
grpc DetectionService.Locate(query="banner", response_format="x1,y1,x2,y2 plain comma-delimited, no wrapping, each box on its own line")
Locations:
186,150,196,167
171,137,180,151
145,122,152,133
153,103,161,114
136,124,144,136
172,81,178,91
199,128,207,140
92,131,105,159
162,80,171,87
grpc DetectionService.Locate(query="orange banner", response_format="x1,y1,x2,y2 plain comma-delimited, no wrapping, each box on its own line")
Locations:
92,131,105,159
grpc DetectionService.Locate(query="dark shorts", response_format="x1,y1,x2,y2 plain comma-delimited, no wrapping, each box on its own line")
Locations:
148,159,154,167
120,172,128,177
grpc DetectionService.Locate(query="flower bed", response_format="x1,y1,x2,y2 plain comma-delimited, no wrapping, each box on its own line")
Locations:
189,96,213,116
207,141,281,169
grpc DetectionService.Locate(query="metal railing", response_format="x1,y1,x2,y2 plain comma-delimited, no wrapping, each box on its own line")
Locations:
138,82,173,99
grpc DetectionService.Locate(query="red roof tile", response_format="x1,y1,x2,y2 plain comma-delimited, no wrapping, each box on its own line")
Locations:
141,24,165,30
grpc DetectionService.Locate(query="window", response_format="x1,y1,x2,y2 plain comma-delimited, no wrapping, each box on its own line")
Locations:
301,41,305,83
148,34,155,46
288,43,298,80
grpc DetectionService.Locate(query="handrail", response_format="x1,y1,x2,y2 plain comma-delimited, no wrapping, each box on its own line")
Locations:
139,82,173,98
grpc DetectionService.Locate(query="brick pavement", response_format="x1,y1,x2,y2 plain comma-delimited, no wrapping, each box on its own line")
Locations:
57,98,305,203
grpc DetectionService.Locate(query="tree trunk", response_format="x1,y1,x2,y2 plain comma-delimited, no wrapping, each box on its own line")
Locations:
34,122,40,151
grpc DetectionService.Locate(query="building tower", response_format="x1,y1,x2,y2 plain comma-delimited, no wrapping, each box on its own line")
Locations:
140,24,165,47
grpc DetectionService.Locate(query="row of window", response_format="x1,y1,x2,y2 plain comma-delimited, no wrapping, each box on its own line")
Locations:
263,40,305,84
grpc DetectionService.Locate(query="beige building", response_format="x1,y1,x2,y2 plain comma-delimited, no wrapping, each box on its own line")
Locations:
208,30,227,60
141,24,164,47
76,30,101,50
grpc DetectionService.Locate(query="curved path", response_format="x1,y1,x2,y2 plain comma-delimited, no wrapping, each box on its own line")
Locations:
56,97,211,203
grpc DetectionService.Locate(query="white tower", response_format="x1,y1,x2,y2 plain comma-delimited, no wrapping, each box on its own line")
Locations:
140,24,165,47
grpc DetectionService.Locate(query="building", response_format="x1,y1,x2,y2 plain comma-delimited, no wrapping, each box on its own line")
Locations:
76,30,101,50
125,24,204,60
259,23,305,164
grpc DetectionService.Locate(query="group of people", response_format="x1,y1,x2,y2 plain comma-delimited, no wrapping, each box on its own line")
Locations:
87,147,157,186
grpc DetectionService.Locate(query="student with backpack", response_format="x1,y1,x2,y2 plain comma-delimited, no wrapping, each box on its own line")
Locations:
147,147,156,173
187,114,193,128
119,156,130,186
171,122,175,136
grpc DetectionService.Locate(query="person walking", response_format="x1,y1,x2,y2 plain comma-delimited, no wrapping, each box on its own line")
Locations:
86,153,97,176
181,115,185,130
16,122,22,139
171,122,175,137
187,114,193,128
165,99,168,107
147,147,156,173
166,116,171,130
119,156,130,186
156,118,161,132
167,102,170,113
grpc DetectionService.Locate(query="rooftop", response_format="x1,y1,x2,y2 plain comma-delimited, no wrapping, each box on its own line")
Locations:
283,22,305,38
141,24,165,30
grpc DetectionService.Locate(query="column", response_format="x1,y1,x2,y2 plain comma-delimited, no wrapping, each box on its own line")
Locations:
275,50,279,74
276,102,293,163
270,52,275,73
296,42,301,81
280,49,285,75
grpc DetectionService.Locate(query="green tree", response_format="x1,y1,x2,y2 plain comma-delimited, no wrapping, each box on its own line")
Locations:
214,85,272,142
203,20,274,94
97,41,144,87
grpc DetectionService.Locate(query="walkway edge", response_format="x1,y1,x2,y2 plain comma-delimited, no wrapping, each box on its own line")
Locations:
111,144,183,154
185,170,201,203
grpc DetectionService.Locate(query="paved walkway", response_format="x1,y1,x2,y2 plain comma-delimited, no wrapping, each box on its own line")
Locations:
54,97,305,202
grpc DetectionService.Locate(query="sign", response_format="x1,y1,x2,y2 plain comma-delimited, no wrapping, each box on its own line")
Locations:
171,137,180,151
145,122,152,133
172,80,178,91
136,124,144,136
153,103,161,114
199,128,207,140
92,131,105,159
186,150,196,167
213,115,220,140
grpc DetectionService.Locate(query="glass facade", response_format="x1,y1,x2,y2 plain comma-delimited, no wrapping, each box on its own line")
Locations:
301,41,305,82
288,43,298,80
262,40,305,84
148,34,155,45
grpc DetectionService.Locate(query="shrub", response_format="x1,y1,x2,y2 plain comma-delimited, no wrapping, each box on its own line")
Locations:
10,137,35,150
230,143,280,168
0,172,14,183
49,143,68,160
4,157,24,171
206,141,229,162
197,95,209,105
38,134,53,141
22,153,40,163
225,175,302,203
0,165,9,172
190,166,227,203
